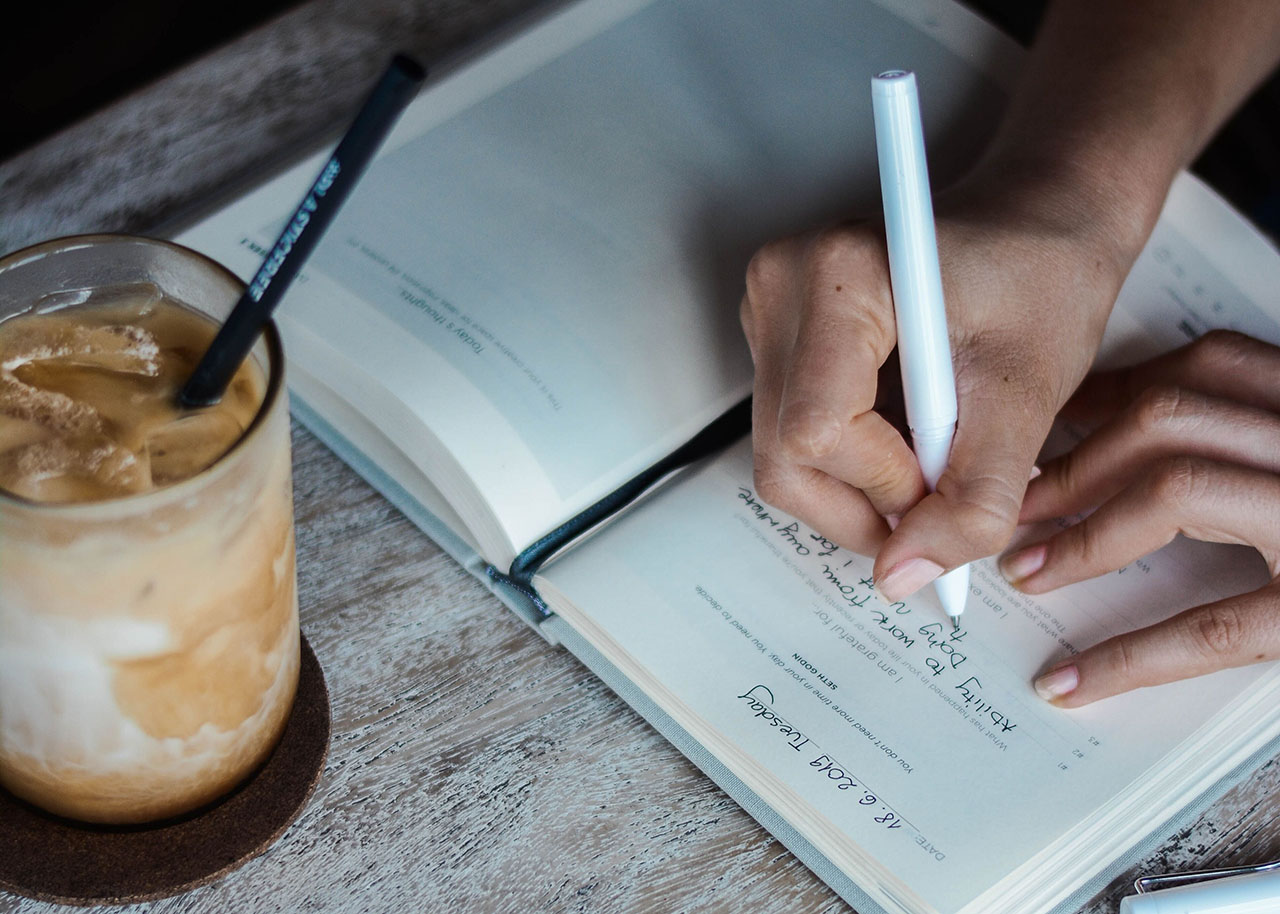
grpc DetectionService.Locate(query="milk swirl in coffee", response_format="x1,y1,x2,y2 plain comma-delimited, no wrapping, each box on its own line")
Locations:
0,279,298,824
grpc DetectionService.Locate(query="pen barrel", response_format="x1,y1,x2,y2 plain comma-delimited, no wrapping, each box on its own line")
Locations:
872,71,957,435
910,424,955,491
1120,867,1280,913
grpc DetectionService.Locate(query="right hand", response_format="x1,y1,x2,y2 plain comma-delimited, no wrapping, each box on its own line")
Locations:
739,176,1137,599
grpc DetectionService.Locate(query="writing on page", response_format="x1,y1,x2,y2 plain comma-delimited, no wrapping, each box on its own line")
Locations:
541,436,1276,911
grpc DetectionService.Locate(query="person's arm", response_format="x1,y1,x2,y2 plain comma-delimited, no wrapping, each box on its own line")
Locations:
973,0,1280,271
741,0,1280,597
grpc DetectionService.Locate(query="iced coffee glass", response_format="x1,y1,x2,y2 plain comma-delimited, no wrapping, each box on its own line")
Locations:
0,235,299,824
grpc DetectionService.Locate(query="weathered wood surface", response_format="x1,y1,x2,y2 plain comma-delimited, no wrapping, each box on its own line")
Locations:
4,2,1280,912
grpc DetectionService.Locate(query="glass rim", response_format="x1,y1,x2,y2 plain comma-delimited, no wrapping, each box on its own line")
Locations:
0,233,286,516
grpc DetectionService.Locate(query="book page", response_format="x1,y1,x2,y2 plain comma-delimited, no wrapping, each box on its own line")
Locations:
540,439,1277,914
1093,173,1280,370
179,0,1009,554
538,196,1280,914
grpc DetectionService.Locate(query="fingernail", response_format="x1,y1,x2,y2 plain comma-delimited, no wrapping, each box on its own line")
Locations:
885,514,901,531
999,543,1047,584
1029,464,1043,480
1034,665,1078,702
876,558,943,602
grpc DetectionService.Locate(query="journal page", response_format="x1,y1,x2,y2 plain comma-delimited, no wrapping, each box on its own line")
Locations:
538,436,1278,914
538,182,1280,913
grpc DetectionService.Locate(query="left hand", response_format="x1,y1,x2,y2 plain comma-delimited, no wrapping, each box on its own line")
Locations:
999,330,1280,707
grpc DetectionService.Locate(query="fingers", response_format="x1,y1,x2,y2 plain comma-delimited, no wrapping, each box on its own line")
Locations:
875,363,1052,596
774,229,924,517
742,225,926,554
777,231,890,426
1031,583,1280,708
1003,458,1280,594
1012,333,1280,706
750,401,890,556
1064,330,1280,425
1011,457,1280,705
1022,387,1280,522
781,410,926,520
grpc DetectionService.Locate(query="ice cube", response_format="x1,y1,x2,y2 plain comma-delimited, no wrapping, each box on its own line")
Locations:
1,323,159,377
0,435,150,503
0,374,102,436
145,411,245,485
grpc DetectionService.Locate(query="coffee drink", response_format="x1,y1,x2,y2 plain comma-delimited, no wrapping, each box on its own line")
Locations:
0,236,299,824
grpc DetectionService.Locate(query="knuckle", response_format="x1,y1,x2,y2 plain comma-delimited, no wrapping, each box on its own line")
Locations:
944,478,1020,555
805,224,884,285
752,465,795,513
806,224,861,271
777,405,842,461
1108,633,1141,682
1096,631,1167,690
856,452,914,504
1131,385,1186,436
744,241,790,303
1047,445,1086,499
1189,604,1247,659
1061,516,1107,570
863,453,908,493
1186,329,1255,373
1147,455,1210,510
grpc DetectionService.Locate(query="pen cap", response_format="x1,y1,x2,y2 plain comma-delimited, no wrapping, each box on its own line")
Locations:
871,70,957,433
1119,868,1280,913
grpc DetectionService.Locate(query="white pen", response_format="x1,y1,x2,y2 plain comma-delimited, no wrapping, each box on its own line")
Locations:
871,69,969,629
1120,866,1280,913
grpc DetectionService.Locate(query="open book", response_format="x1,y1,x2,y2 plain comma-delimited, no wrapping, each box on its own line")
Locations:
177,0,1280,911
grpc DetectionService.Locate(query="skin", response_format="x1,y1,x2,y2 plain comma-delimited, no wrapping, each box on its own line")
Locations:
1005,333,1280,707
740,0,1280,705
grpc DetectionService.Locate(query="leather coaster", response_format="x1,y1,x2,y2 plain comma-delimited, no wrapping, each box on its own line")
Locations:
0,634,330,906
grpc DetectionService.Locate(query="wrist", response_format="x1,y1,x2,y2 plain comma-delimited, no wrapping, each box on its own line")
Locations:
938,152,1161,327
958,148,1164,266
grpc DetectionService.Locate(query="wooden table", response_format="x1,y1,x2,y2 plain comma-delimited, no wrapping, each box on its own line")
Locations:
3,2,1280,911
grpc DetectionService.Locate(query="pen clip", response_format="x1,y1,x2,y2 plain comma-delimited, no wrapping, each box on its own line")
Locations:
1134,859,1280,894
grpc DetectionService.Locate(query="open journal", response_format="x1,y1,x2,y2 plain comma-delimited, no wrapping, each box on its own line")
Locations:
176,0,1280,912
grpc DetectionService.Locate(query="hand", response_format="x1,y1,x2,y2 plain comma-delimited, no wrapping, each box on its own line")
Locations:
740,175,1132,594
1001,331,1280,707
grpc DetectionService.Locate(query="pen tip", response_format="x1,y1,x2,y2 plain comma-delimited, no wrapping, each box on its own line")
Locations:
952,616,959,632
932,567,969,627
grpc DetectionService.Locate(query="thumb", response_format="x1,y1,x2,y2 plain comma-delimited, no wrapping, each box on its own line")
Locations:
873,386,1050,600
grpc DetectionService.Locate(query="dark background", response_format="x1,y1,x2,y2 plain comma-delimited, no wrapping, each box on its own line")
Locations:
1,0,304,159
3,0,1277,237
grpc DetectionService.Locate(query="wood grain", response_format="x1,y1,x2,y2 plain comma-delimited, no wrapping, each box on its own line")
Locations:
3,2,1280,912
